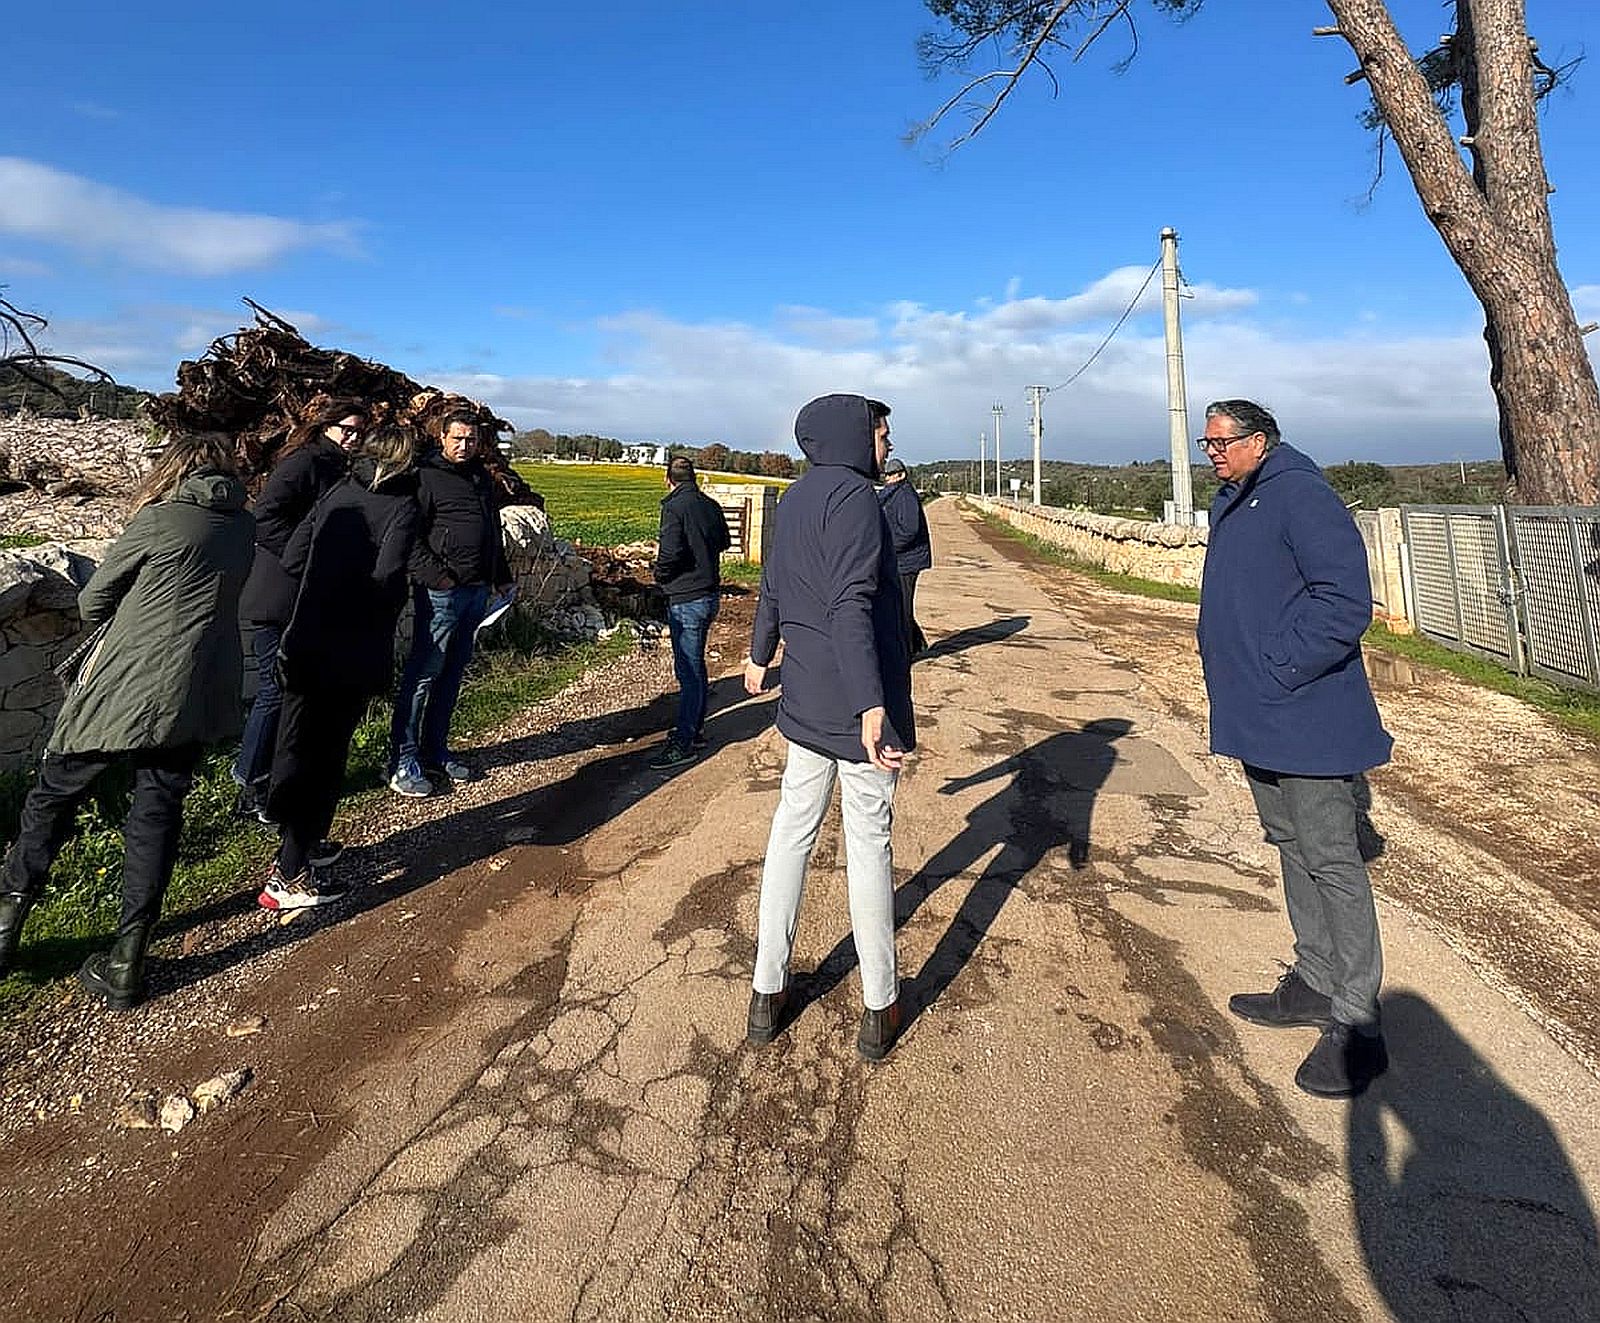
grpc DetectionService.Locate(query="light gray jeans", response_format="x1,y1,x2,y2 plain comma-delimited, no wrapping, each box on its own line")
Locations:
1245,765,1383,1027
753,740,899,1011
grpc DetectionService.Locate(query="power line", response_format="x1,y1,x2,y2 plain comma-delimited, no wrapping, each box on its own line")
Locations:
1044,258,1162,394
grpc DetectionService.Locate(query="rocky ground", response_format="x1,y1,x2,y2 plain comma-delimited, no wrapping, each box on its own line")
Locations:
0,504,1596,1322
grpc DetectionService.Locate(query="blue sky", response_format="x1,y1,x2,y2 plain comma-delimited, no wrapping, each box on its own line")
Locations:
3,0,1596,465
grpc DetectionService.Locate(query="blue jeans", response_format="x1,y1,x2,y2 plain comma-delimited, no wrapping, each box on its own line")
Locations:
233,623,283,791
667,593,719,749
390,583,490,772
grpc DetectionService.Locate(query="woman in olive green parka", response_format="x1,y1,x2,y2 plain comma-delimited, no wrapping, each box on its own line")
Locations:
0,432,255,1007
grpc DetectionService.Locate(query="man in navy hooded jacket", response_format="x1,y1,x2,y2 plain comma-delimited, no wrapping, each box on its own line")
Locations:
1197,399,1393,1099
743,394,914,1062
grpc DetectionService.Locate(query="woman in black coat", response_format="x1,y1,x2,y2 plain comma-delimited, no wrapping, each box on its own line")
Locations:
232,398,369,820
259,423,420,910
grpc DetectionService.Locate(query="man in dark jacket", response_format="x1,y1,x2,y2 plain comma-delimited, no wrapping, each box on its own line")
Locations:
1197,399,1393,1099
743,394,913,1062
388,412,513,797
877,456,931,656
650,456,731,770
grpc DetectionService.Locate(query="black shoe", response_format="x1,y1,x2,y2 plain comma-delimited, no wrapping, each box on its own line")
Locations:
0,890,36,979
234,785,275,828
858,999,903,1062
78,923,153,1011
691,733,708,750
649,742,697,771
1228,968,1333,1028
308,839,344,868
747,987,790,1046
1295,1021,1388,1098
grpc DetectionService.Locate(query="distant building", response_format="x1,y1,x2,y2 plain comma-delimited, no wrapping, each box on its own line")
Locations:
622,443,669,466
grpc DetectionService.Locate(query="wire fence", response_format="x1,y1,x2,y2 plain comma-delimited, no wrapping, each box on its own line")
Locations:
1400,504,1600,690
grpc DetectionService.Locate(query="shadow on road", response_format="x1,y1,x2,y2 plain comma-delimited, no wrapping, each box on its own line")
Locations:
919,614,1029,662
790,718,1130,1034
152,672,781,995
1349,991,1600,1321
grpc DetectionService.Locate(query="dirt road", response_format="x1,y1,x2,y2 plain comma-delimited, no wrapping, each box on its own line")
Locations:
3,498,1598,1321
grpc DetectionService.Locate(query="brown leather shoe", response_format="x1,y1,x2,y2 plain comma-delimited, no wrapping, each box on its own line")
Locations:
857,998,903,1062
747,987,790,1045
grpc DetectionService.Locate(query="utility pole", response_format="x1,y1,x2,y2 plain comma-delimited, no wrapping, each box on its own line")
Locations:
1026,386,1046,506
979,430,987,499
991,403,1004,496
1161,226,1195,525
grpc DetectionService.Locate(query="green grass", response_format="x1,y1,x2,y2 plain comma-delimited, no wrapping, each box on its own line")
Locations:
980,511,1600,744
1362,623,1600,743
0,625,640,1016
979,513,1200,604
514,462,785,548
1,533,50,550
721,559,762,587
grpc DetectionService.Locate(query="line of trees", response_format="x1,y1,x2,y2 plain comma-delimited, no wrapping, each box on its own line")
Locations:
912,457,1510,515
511,428,796,477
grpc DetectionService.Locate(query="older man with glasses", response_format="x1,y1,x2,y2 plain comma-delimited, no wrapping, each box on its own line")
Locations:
1196,399,1393,1098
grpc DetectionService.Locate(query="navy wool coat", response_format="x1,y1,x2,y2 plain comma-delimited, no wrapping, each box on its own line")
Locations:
749,394,914,763
1197,443,1392,777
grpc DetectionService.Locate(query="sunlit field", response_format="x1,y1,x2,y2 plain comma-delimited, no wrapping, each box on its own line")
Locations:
514,462,786,547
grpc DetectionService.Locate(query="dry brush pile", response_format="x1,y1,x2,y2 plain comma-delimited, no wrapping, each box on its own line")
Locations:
146,300,537,503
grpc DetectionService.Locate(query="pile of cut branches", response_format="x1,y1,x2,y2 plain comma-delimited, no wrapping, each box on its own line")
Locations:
146,300,536,502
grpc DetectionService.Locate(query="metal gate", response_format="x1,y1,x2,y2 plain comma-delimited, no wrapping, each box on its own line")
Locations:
1400,504,1600,690
1398,506,1522,670
1506,508,1600,689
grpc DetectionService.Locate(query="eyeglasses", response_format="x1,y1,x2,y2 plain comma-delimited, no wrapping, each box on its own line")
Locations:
1196,431,1260,454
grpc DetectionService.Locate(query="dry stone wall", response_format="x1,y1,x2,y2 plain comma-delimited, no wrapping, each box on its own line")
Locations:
1,413,154,541
970,496,1208,586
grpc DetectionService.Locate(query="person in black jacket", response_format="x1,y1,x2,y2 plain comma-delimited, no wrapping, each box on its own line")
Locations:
877,457,931,656
743,394,913,1062
259,423,420,909
388,411,513,797
233,400,367,823
650,456,731,770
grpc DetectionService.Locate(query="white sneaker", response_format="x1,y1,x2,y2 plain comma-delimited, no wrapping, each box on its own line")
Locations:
258,866,349,911
389,763,433,798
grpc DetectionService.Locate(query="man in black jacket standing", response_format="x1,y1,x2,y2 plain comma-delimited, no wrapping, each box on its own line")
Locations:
388,412,513,797
650,456,731,770
877,457,931,656
743,395,914,1062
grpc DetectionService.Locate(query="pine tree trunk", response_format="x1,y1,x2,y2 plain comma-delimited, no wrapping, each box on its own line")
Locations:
1328,0,1600,505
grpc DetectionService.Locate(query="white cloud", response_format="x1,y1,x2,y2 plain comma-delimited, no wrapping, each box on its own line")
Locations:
1572,284,1600,321
0,158,357,275
0,255,52,279
30,304,336,384
424,269,1498,464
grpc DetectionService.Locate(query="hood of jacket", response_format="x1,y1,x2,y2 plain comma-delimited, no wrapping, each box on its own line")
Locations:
174,470,248,512
1213,442,1323,520
795,394,878,479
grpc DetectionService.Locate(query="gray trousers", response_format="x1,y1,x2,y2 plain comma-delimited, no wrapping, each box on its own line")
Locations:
753,740,899,1010
1245,765,1383,1027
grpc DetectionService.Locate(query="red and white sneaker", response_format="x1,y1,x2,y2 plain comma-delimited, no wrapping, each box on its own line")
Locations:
258,864,350,911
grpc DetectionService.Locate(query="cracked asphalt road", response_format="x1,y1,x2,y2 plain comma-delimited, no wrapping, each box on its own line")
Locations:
8,499,1600,1322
